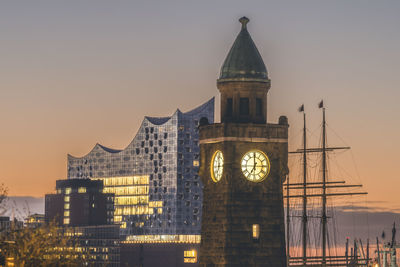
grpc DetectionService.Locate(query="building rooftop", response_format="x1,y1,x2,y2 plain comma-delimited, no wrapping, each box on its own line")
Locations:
218,17,268,83
68,97,214,160
56,179,103,191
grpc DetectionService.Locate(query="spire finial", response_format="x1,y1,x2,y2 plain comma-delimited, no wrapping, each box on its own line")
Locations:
239,16,249,29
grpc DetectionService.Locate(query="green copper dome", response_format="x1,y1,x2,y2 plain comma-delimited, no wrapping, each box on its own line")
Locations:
218,17,269,83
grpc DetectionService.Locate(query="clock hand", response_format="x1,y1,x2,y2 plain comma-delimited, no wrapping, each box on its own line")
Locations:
250,161,257,173
251,152,257,173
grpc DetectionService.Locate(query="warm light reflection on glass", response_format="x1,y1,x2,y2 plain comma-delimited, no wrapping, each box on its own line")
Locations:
98,176,149,187
252,224,260,239
78,187,86,193
184,250,197,263
93,175,158,222
149,201,162,208
124,235,201,244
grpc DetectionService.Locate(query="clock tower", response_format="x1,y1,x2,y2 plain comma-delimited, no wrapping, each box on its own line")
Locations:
199,17,288,266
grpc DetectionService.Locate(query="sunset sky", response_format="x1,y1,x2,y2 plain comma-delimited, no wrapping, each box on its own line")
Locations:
1,1,399,213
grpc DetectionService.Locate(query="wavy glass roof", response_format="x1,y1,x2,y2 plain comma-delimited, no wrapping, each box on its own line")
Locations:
68,98,214,160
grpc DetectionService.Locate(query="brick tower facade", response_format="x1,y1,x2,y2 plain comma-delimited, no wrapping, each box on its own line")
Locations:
198,17,288,267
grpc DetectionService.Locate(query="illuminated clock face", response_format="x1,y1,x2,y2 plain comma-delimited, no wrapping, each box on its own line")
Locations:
241,150,270,182
211,150,224,182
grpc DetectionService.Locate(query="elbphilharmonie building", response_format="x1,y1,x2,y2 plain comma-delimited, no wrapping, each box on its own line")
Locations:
67,98,214,241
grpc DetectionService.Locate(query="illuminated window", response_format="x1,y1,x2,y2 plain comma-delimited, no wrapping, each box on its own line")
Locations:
64,203,70,209
193,160,199,167
184,250,197,263
63,218,70,225
252,224,260,239
64,211,70,217
124,235,201,244
64,196,70,202
78,187,86,193
65,187,72,195
94,175,153,222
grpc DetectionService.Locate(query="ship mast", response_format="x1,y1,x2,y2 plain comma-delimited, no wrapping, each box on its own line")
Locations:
286,173,290,263
285,101,368,266
321,103,328,265
301,107,308,265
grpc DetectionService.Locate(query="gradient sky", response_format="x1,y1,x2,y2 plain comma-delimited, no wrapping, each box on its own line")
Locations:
1,1,399,212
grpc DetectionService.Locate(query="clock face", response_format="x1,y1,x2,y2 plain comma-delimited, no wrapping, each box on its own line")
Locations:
241,150,270,182
211,150,224,182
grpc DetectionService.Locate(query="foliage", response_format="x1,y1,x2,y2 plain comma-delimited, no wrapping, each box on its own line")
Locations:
0,220,87,267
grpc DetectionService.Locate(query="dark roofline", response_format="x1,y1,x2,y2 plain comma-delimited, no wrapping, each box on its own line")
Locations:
97,144,122,153
56,179,103,190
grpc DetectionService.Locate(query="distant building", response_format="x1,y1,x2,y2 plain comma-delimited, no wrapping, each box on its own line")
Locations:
24,213,44,228
61,225,120,267
45,179,120,267
120,243,199,267
0,216,23,231
45,179,114,226
67,98,214,241
67,99,214,266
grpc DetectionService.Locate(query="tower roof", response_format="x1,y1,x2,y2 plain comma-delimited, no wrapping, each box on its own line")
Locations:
218,17,268,83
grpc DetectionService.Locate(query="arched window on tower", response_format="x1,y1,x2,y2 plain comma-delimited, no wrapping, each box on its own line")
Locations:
256,98,263,116
240,98,249,116
226,98,233,117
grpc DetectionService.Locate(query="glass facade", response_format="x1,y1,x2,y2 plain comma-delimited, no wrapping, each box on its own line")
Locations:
63,225,120,267
67,98,214,238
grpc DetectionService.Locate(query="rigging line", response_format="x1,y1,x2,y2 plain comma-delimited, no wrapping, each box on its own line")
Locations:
326,123,350,148
326,122,364,181
349,149,363,184
310,153,321,183
317,214,322,258
331,203,339,258
364,195,370,244
351,196,356,245
305,218,311,259
306,123,321,140
327,220,331,260
327,123,364,185
291,126,304,140
329,155,356,188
